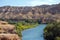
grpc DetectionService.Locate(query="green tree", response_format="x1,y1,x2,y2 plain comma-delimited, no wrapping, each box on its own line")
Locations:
44,22,60,40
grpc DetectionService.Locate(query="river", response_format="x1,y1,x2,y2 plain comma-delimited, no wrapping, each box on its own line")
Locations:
22,24,47,40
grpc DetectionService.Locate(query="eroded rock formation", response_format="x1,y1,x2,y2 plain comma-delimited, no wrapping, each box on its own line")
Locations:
0,21,21,40
0,3,60,20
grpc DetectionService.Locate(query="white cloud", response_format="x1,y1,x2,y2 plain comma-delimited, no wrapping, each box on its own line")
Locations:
28,0,50,6
28,0,60,6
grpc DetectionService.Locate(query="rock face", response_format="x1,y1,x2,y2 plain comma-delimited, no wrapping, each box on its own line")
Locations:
0,21,21,40
0,3,60,21
0,34,20,40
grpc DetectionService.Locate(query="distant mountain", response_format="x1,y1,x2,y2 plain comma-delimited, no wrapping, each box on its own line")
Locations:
0,3,60,21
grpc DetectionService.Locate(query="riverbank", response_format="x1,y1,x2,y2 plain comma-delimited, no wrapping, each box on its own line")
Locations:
22,24,47,40
0,21,21,40
15,21,39,31
44,22,60,40
15,21,39,37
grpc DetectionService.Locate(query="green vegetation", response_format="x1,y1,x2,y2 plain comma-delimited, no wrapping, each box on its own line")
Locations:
15,21,39,37
44,22,60,40
15,21,38,31
6,19,40,37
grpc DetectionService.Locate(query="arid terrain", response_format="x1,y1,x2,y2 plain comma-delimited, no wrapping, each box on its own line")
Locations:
0,3,60,22
0,3,60,40
0,21,21,40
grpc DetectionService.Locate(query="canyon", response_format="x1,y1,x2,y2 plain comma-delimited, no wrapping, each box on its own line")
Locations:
0,3,60,22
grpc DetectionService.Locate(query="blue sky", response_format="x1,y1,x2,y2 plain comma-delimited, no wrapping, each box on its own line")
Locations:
0,0,60,6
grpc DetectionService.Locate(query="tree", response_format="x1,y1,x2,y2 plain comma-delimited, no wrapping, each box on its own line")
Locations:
44,22,60,40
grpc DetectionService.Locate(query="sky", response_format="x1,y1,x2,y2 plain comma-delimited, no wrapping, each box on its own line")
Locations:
0,0,60,6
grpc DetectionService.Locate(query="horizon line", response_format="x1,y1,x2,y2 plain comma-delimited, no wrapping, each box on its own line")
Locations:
0,3,60,7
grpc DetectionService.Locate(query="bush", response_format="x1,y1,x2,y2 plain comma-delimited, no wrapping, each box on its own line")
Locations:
44,22,60,40
55,37,60,40
15,21,39,37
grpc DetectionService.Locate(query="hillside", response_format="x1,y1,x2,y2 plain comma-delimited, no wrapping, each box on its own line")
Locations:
0,3,60,22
